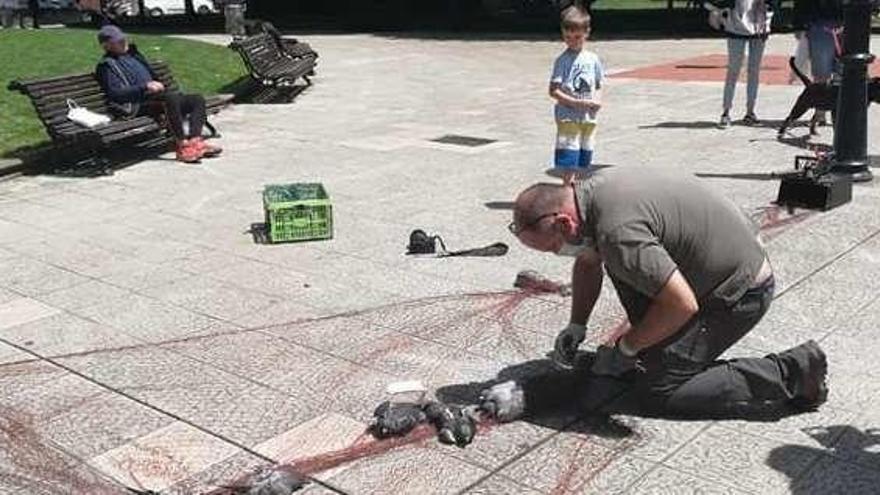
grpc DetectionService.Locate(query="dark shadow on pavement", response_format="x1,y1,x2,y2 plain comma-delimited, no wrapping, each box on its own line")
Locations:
543,164,614,180
484,201,515,210
774,134,834,153
639,121,720,130
695,172,779,181
641,119,790,131
18,138,174,179
767,425,880,493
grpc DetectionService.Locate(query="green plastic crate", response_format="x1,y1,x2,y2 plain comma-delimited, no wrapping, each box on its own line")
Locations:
263,183,333,243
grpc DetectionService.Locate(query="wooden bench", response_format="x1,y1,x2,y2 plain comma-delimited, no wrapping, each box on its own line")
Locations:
8,61,230,172
229,31,318,98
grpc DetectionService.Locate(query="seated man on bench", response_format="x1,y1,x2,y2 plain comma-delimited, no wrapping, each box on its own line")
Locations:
95,25,222,163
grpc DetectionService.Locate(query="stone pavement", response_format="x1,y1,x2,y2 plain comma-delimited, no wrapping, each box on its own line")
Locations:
1,32,879,494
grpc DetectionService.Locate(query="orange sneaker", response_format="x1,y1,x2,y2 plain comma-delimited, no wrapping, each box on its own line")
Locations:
193,137,223,158
175,140,202,163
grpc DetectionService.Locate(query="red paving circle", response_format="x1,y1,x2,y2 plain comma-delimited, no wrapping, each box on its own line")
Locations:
614,53,880,86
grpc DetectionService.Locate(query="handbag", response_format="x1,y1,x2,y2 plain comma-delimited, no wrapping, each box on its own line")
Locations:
66,99,111,128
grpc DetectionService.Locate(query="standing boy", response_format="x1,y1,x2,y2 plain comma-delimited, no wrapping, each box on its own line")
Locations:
549,5,605,185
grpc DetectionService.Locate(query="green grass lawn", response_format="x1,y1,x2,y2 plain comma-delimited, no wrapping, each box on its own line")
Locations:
0,28,246,158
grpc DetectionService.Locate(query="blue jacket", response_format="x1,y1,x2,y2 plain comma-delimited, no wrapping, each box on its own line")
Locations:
96,44,158,117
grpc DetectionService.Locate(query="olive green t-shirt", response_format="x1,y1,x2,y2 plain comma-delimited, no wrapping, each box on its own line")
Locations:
574,168,765,322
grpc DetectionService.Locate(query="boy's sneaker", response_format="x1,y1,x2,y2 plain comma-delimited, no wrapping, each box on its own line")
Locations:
718,113,732,129
175,140,202,164
742,113,759,126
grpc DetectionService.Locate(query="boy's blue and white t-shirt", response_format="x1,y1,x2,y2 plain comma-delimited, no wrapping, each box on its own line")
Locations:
550,48,605,123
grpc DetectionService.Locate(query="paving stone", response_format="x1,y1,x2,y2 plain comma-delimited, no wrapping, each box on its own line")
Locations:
628,465,752,494
57,345,315,447
720,405,857,451
234,299,326,329
3,372,174,460
0,312,140,360
88,420,241,493
322,446,490,495
257,313,394,357
202,257,316,298
577,409,712,463
33,280,133,312
430,414,575,472
5,237,141,279
101,263,198,291
0,256,90,296
0,297,62,331
141,275,282,322
496,433,655,494
460,475,543,494
253,412,369,465
73,292,229,343
664,424,821,494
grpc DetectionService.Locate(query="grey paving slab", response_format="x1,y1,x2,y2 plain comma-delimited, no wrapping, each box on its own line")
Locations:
234,299,327,329
663,424,821,494
719,405,858,451
496,432,655,494
0,312,141,360
321,446,491,495
627,465,752,494
430,416,572,472
460,475,543,494
2,372,174,460
72,292,233,343
56,345,315,448
0,255,91,296
101,262,199,291
581,408,713,464
32,280,133,311
0,296,62,331
141,275,282,321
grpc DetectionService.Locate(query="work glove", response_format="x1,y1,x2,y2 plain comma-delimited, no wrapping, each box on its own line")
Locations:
552,322,587,369
479,380,525,422
590,339,641,377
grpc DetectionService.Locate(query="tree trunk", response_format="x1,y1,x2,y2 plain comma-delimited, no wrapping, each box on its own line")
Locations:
184,0,195,16
137,0,146,18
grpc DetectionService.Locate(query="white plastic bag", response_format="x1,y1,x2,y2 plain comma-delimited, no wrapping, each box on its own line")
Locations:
66,99,110,128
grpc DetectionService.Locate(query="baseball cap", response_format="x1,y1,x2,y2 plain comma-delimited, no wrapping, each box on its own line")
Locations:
97,25,126,43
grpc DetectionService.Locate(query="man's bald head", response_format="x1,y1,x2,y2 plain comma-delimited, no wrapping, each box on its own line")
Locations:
511,183,581,253
514,183,570,225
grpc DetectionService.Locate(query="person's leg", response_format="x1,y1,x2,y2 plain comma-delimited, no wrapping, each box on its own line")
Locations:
745,37,766,119
180,93,222,157
178,93,206,138
577,122,597,175
807,22,836,83
555,121,579,184
160,92,186,140
722,38,746,117
636,279,827,418
156,92,202,163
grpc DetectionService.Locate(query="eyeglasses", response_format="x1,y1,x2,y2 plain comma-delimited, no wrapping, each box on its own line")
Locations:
508,212,560,235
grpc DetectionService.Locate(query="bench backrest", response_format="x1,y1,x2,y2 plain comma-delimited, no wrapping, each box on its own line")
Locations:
229,33,288,81
9,61,179,140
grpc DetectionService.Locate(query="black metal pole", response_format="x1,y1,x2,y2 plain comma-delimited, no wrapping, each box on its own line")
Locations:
831,0,877,182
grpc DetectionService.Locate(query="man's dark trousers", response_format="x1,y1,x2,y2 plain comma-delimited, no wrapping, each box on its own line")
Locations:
144,92,206,140
637,278,818,417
